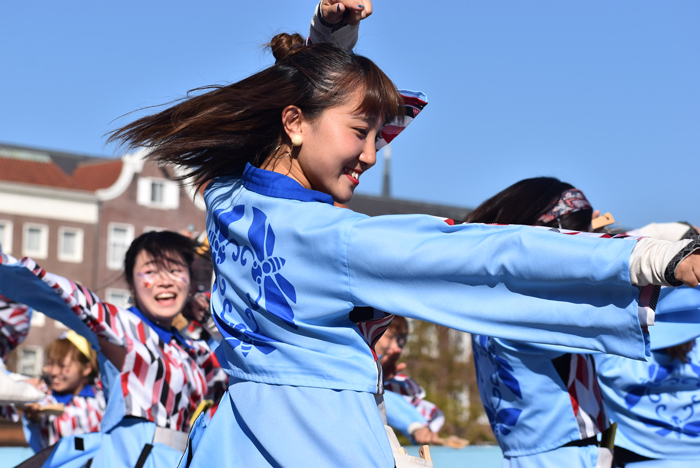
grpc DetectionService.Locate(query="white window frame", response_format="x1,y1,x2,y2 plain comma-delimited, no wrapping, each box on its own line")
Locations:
137,177,180,210
22,223,49,259
0,220,13,254
107,223,134,270
106,288,131,309
57,227,84,263
17,345,44,377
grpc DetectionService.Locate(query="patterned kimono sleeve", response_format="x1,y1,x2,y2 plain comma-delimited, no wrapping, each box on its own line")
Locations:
0,295,31,361
190,340,227,402
0,254,125,348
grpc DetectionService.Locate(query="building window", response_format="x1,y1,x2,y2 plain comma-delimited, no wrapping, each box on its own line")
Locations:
0,220,12,254
107,223,134,270
17,346,43,377
151,180,164,204
106,288,131,309
57,227,84,263
22,223,49,259
137,177,180,210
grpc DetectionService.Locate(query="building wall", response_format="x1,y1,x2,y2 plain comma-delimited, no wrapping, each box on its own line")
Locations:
0,189,99,376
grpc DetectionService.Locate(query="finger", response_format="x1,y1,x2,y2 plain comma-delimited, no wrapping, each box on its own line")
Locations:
345,5,371,26
396,362,407,372
676,253,700,288
321,1,347,24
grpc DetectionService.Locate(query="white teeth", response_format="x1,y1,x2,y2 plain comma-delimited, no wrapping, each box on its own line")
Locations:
350,171,359,179
156,293,175,300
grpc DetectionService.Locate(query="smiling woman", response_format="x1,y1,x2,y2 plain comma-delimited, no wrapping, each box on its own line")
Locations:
96,22,700,468
0,231,226,468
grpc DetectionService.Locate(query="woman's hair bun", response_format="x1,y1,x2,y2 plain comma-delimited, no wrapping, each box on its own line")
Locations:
269,33,306,63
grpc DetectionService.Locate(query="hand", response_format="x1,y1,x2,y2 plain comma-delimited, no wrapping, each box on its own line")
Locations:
412,427,441,445
321,0,373,26
182,293,210,323
380,348,406,382
22,402,42,423
676,251,700,288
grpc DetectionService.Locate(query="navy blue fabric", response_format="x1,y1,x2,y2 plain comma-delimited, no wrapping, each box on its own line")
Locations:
242,163,334,205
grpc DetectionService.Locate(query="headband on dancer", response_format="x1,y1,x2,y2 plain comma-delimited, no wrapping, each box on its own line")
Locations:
537,189,592,224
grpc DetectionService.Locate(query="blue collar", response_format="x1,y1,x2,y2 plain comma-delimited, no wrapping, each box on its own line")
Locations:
52,384,95,405
242,163,334,205
127,306,193,350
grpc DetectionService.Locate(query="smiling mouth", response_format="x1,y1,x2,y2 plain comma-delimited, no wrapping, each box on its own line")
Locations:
155,292,176,303
344,168,361,184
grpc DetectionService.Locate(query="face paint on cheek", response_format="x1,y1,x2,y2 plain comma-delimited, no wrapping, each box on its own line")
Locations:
136,272,155,289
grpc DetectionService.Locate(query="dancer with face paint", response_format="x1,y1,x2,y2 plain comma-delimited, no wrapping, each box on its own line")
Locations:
0,231,226,468
4,4,700,466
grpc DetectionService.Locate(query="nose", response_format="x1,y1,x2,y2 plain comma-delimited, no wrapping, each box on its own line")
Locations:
359,140,377,170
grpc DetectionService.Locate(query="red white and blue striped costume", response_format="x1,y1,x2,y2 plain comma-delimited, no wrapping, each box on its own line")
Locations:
0,294,31,361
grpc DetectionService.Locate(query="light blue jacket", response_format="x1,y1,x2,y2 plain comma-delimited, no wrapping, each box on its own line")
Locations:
595,340,700,461
207,164,650,394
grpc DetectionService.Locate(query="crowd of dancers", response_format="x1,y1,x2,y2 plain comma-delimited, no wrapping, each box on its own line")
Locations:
1,2,700,467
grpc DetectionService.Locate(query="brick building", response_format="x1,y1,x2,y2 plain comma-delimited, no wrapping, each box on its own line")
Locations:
0,142,209,375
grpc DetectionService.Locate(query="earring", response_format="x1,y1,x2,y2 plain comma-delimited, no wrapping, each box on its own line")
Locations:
291,134,303,147
272,145,292,160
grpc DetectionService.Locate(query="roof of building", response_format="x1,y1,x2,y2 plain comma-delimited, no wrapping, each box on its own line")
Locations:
0,142,121,192
346,194,471,221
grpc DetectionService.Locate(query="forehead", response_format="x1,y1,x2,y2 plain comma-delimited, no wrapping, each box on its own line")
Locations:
133,249,187,269
323,89,382,126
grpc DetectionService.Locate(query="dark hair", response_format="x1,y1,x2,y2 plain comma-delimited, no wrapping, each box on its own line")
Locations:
388,315,409,334
124,231,198,288
108,33,404,189
465,177,593,232
663,340,695,363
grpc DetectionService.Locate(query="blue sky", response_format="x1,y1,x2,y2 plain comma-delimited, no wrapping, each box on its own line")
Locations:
1,1,698,227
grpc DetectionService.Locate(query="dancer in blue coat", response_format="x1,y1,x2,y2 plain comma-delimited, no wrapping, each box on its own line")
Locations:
96,18,700,464
595,222,700,468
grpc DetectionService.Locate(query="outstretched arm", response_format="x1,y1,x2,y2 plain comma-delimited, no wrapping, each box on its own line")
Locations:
0,254,126,353
346,217,700,361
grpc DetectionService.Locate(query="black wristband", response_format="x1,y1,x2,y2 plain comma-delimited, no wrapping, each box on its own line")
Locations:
664,238,700,286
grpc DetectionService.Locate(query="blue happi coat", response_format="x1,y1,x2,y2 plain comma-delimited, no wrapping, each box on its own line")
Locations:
185,163,655,467
208,164,653,390
595,342,700,464
472,335,609,467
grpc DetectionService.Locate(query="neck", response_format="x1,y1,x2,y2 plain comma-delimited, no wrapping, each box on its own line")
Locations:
72,382,86,397
133,302,173,329
261,153,311,191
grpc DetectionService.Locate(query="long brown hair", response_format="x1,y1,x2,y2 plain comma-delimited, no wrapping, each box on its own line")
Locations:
108,33,403,189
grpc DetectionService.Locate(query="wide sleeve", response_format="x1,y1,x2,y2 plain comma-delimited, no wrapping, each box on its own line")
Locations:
0,295,32,361
384,389,427,439
0,254,124,350
345,215,650,360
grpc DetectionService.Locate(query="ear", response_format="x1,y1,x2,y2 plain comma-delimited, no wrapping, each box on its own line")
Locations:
281,105,304,144
82,363,93,378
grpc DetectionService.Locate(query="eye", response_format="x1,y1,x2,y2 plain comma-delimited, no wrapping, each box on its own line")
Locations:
354,127,368,138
